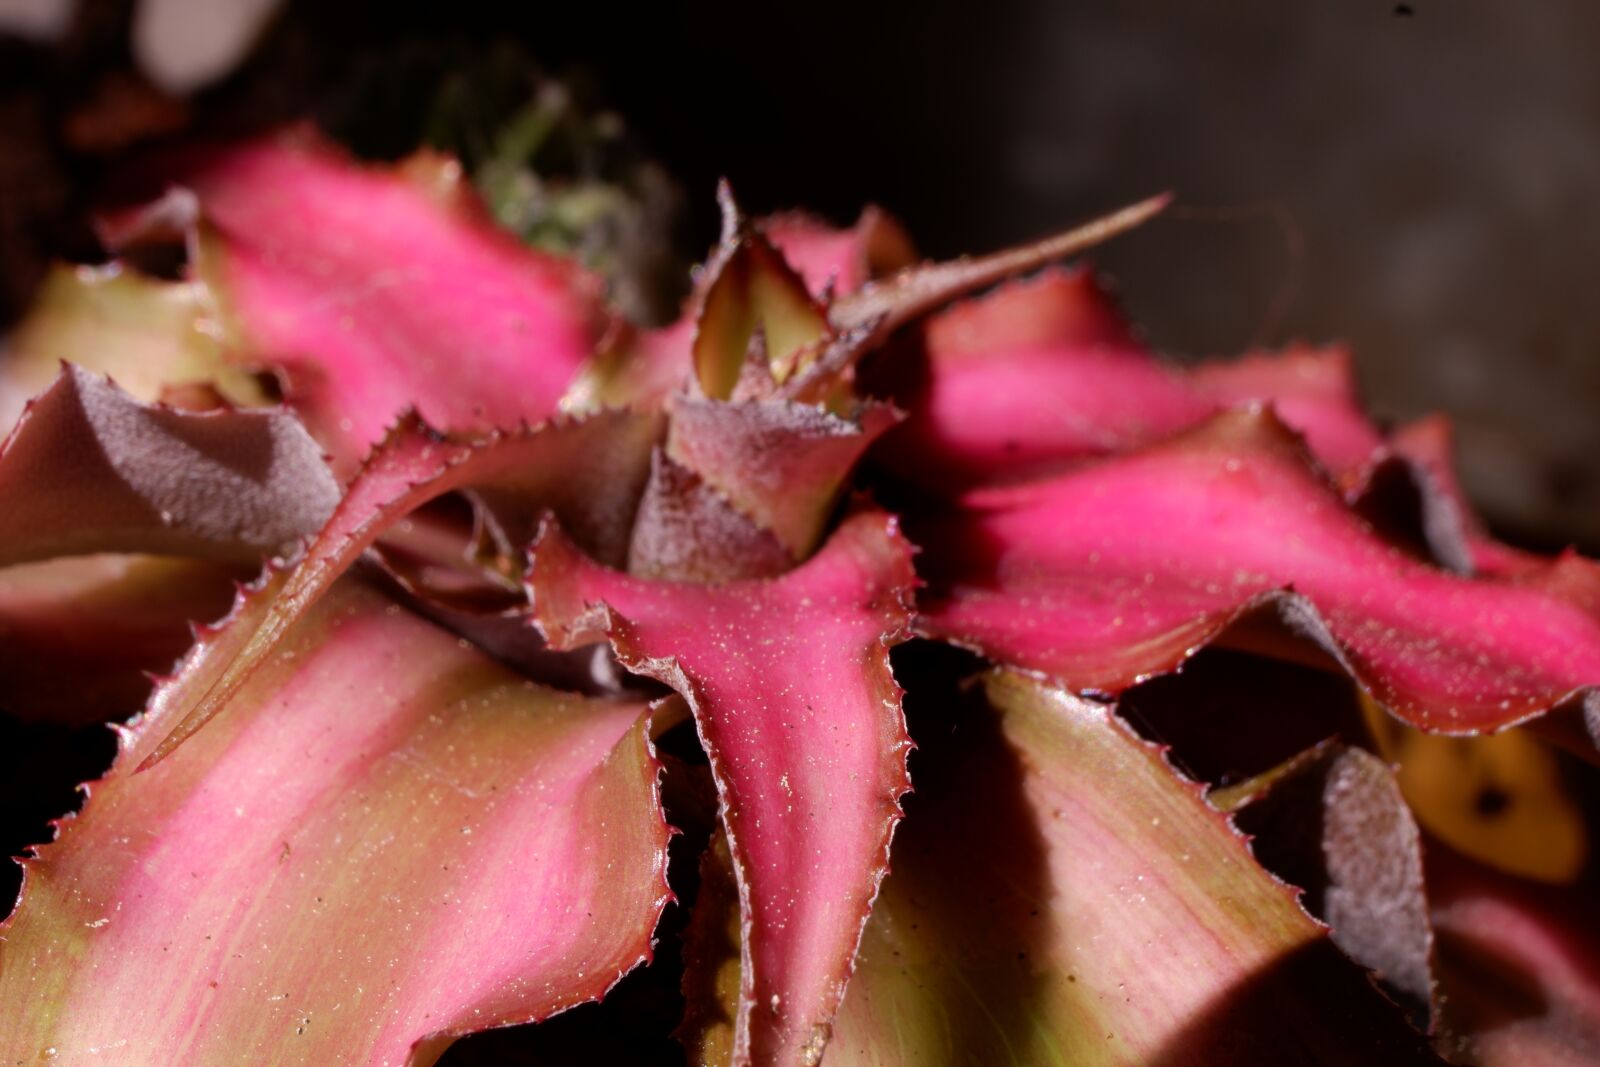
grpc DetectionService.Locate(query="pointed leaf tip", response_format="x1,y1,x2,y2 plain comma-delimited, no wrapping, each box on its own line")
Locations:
831,193,1171,340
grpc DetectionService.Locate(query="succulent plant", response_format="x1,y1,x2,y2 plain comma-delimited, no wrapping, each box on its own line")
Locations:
0,127,1596,1067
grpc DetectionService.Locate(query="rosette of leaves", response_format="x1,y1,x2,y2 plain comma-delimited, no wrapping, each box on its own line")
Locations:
0,127,1596,1067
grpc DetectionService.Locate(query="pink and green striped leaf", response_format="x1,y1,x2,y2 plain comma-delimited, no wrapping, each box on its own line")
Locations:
0,578,672,1067
530,507,916,1066
914,408,1600,734
824,670,1440,1065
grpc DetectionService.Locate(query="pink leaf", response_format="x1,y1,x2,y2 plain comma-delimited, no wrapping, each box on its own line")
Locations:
530,508,916,1066
758,207,915,298
1189,344,1382,478
915,264,1137,357
0,579,672,1066
876,288,1383,489
915,407,1600,734
154,132,609,466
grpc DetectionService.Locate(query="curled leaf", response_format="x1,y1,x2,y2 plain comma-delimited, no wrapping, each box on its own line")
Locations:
1225,743,1438,1028
692,200,831,400
0,579,672,1066
531,508,916,1066
666,396,898,559
1387,415,1542,577
0,364,337,567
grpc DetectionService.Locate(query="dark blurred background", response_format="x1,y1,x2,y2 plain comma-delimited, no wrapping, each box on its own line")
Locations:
5,0,1600,547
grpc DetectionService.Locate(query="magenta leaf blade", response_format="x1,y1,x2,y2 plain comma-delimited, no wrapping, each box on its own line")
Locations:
163,133,609,464
531,508,916,1066
916,408,1600,733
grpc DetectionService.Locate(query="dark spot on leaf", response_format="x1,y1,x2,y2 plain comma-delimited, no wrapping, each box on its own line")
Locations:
1475,785,1511,817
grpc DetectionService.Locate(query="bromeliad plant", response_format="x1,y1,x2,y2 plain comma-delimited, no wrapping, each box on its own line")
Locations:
1,127,1598,1066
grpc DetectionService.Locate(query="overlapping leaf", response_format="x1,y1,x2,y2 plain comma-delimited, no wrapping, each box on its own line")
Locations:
574,195,1167,415
530,508,916,1066
915,407,1600,734
0,554,244,727
665,396,899,560
1220,743,1437,1026
875,281,1382,490
0,262,268,433
1386,416,1541,577
914,265,1137,357
135,407,661,766
0,579,672,1067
